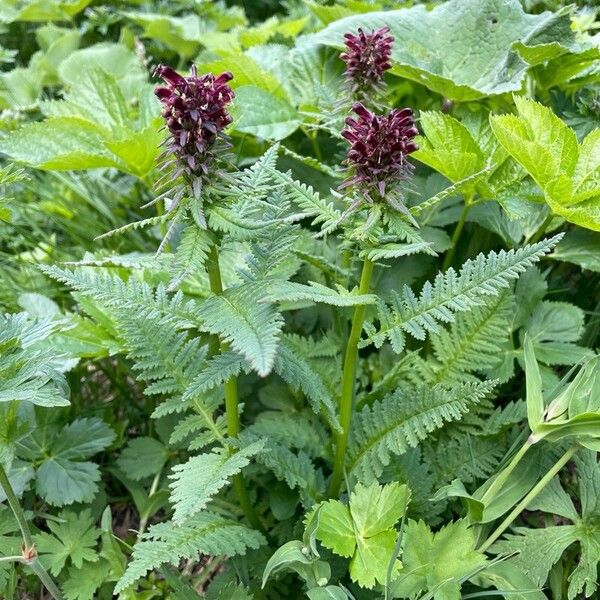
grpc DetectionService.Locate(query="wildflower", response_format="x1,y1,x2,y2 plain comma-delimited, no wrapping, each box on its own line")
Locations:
340,27,394,100
341,102,418,211
154,65,234,183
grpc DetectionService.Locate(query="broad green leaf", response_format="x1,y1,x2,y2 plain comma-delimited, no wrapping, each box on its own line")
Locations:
313,0,578,101
315,482,409,588
200,54,289,98
62,559,111,600
35,509,100,576
551,229,600,272
0,117,123,171
117,437,169,481
491,97,600,231
123,12,205,57
58,43,148,98
232,85,300,141
392,519,486,600
522,301,591,366
316,500,355,558
0,0,91,23
25,418,115,506
491,96,578,188
413,112,484,183
349,481,409,538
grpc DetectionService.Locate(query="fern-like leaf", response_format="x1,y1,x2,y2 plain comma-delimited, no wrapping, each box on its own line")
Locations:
115,513,265,593
367,235,562,352
196,283,284,377
348,380,496,482
169,440,265,523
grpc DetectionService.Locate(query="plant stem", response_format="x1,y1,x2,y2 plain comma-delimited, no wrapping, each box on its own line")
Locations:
0,464,33,548
528,213,554,245
479,445,578,553
0,464,64,600
442,199,471,271
328,257,375,498
479,440,532,507
206,245,265,534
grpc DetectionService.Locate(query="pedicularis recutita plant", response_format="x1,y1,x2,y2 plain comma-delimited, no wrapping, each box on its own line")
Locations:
1,1,599,599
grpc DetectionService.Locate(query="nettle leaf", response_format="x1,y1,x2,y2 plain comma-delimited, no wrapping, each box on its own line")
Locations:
169,440,265,523
0,63,161,178
232,85,300,141
313,0,578,101
392,519,486,600
413,111,485,183
315,482,409,588
25,417,115,506
491,97,600,231
34,509,101,577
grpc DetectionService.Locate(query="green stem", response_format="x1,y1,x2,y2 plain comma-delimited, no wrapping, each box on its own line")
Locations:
29,559,64,600
442,200,471,271
528,213,554,245
479,440,532,507
0,464,33,548
328,257,375,498
206,246,265,534
0,464,63,600
479,445,578,553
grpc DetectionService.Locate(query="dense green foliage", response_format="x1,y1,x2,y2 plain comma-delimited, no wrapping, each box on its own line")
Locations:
0,0,599,599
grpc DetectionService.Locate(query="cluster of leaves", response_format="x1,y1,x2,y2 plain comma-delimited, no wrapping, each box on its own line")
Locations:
0,0,599,599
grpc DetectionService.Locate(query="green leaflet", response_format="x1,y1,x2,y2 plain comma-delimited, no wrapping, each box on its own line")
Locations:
115,512,265,593
392,519,486,600
314,481,409,588
169,440,265,523
491,96,600,231
348,380,496,482
313,0,579,101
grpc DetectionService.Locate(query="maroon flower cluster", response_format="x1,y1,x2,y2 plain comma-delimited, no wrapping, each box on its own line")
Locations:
340,27,394,99
154,65,234,179
341,102,418,200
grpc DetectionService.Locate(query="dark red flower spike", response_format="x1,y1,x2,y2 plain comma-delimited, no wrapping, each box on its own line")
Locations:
340,102,419,216
154,64,235,185
340,27,394,100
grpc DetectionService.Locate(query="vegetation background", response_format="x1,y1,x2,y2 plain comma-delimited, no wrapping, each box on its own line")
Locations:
0,0,599,599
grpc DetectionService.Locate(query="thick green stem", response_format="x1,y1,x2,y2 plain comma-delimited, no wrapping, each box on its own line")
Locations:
442,200,471,271
328,258,375,498
0,464,63,600
479,440,532,507
479,446,578,553
206,246,265,533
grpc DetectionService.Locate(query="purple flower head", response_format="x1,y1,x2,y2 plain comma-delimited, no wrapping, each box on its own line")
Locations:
340,27,394,99
154,64,234,178
341,102,418,202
